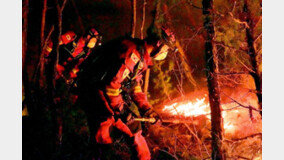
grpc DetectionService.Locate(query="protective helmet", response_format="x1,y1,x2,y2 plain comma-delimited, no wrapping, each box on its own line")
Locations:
86,28,102,48
146,26,176,61
61,31,77,44
152,44,170,61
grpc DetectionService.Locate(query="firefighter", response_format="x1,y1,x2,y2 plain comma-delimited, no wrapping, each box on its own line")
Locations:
43,30,77,79
76,26,175,160
44,28,101,80
66,27,102,79
43,31,77,58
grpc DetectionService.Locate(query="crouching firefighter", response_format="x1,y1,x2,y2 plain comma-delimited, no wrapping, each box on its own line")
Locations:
75,26,175,160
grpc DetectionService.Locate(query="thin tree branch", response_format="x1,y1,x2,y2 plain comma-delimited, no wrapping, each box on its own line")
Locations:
228,12,249,28
225,133,262,141
40,26,55,79
214,41,247,52
253,16,262,29
41,0,47,46
216,72,250,75
233,53,256,74
214,10,249,29
185,0,203,10
60,0,68,13
221,92,261,112
131,0,136,38
157,149,178,160
254,33,262,43
140,0,146,39
22,0,29,69
183,123,208,158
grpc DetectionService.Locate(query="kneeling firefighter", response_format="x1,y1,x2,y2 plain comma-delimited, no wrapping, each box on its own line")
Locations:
76,26,175,160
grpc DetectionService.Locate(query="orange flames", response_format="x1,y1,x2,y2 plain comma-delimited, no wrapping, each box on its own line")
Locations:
163,98,210,117
162,95,261,134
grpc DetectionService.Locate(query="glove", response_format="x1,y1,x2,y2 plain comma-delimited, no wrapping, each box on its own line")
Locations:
143,108,161,124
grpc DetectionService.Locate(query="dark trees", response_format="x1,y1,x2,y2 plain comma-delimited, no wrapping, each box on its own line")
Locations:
244,0,262,116
22,0,30,110
202,0,225,159
131,0,137,38
23,0,29,70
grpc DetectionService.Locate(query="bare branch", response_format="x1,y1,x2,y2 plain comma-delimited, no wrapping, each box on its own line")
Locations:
221,92,261,112
60,0,68,13
214,10,249,29
230,133,262,141
32,25,54,84
140,0,146,39
183,123,210,158
231,0,237,13
216,72,250,76
185,0,203,10
156,149,178,160
254,16,262,29
256,47,262,55
233,53,256,74
214,41,247,52
254,33,262,43
43,26,55,51
131,0,136,38
228,12,250,28
40,0,47,46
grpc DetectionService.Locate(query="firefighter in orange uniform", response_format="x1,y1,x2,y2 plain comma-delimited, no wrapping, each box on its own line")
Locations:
43,31,77,58
65,28,101,79
44,28,101,80
43,31,77,78
76,27,175,160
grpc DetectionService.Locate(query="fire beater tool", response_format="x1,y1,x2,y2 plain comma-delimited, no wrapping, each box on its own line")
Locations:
132,117,194,124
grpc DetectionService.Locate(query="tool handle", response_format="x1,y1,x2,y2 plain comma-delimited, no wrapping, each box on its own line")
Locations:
134,117,156,123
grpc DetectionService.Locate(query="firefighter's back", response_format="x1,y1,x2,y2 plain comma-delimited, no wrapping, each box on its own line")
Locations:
76,36,144,92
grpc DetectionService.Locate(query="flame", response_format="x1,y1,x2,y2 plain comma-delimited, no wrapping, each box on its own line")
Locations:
162,94,262,135
162,97,249,133
163,98,210,117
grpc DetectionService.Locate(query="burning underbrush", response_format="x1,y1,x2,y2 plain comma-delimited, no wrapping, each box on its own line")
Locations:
146,89,262,159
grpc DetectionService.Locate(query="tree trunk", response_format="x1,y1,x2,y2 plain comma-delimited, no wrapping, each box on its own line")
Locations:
22,0,29,69
202,0,225,159
22,0,31,116
244,0,262,116
141,0,150,94
41,0,47,46
46,0,67,151
140,0,146,40
131,0,136,38
37,0,48,88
